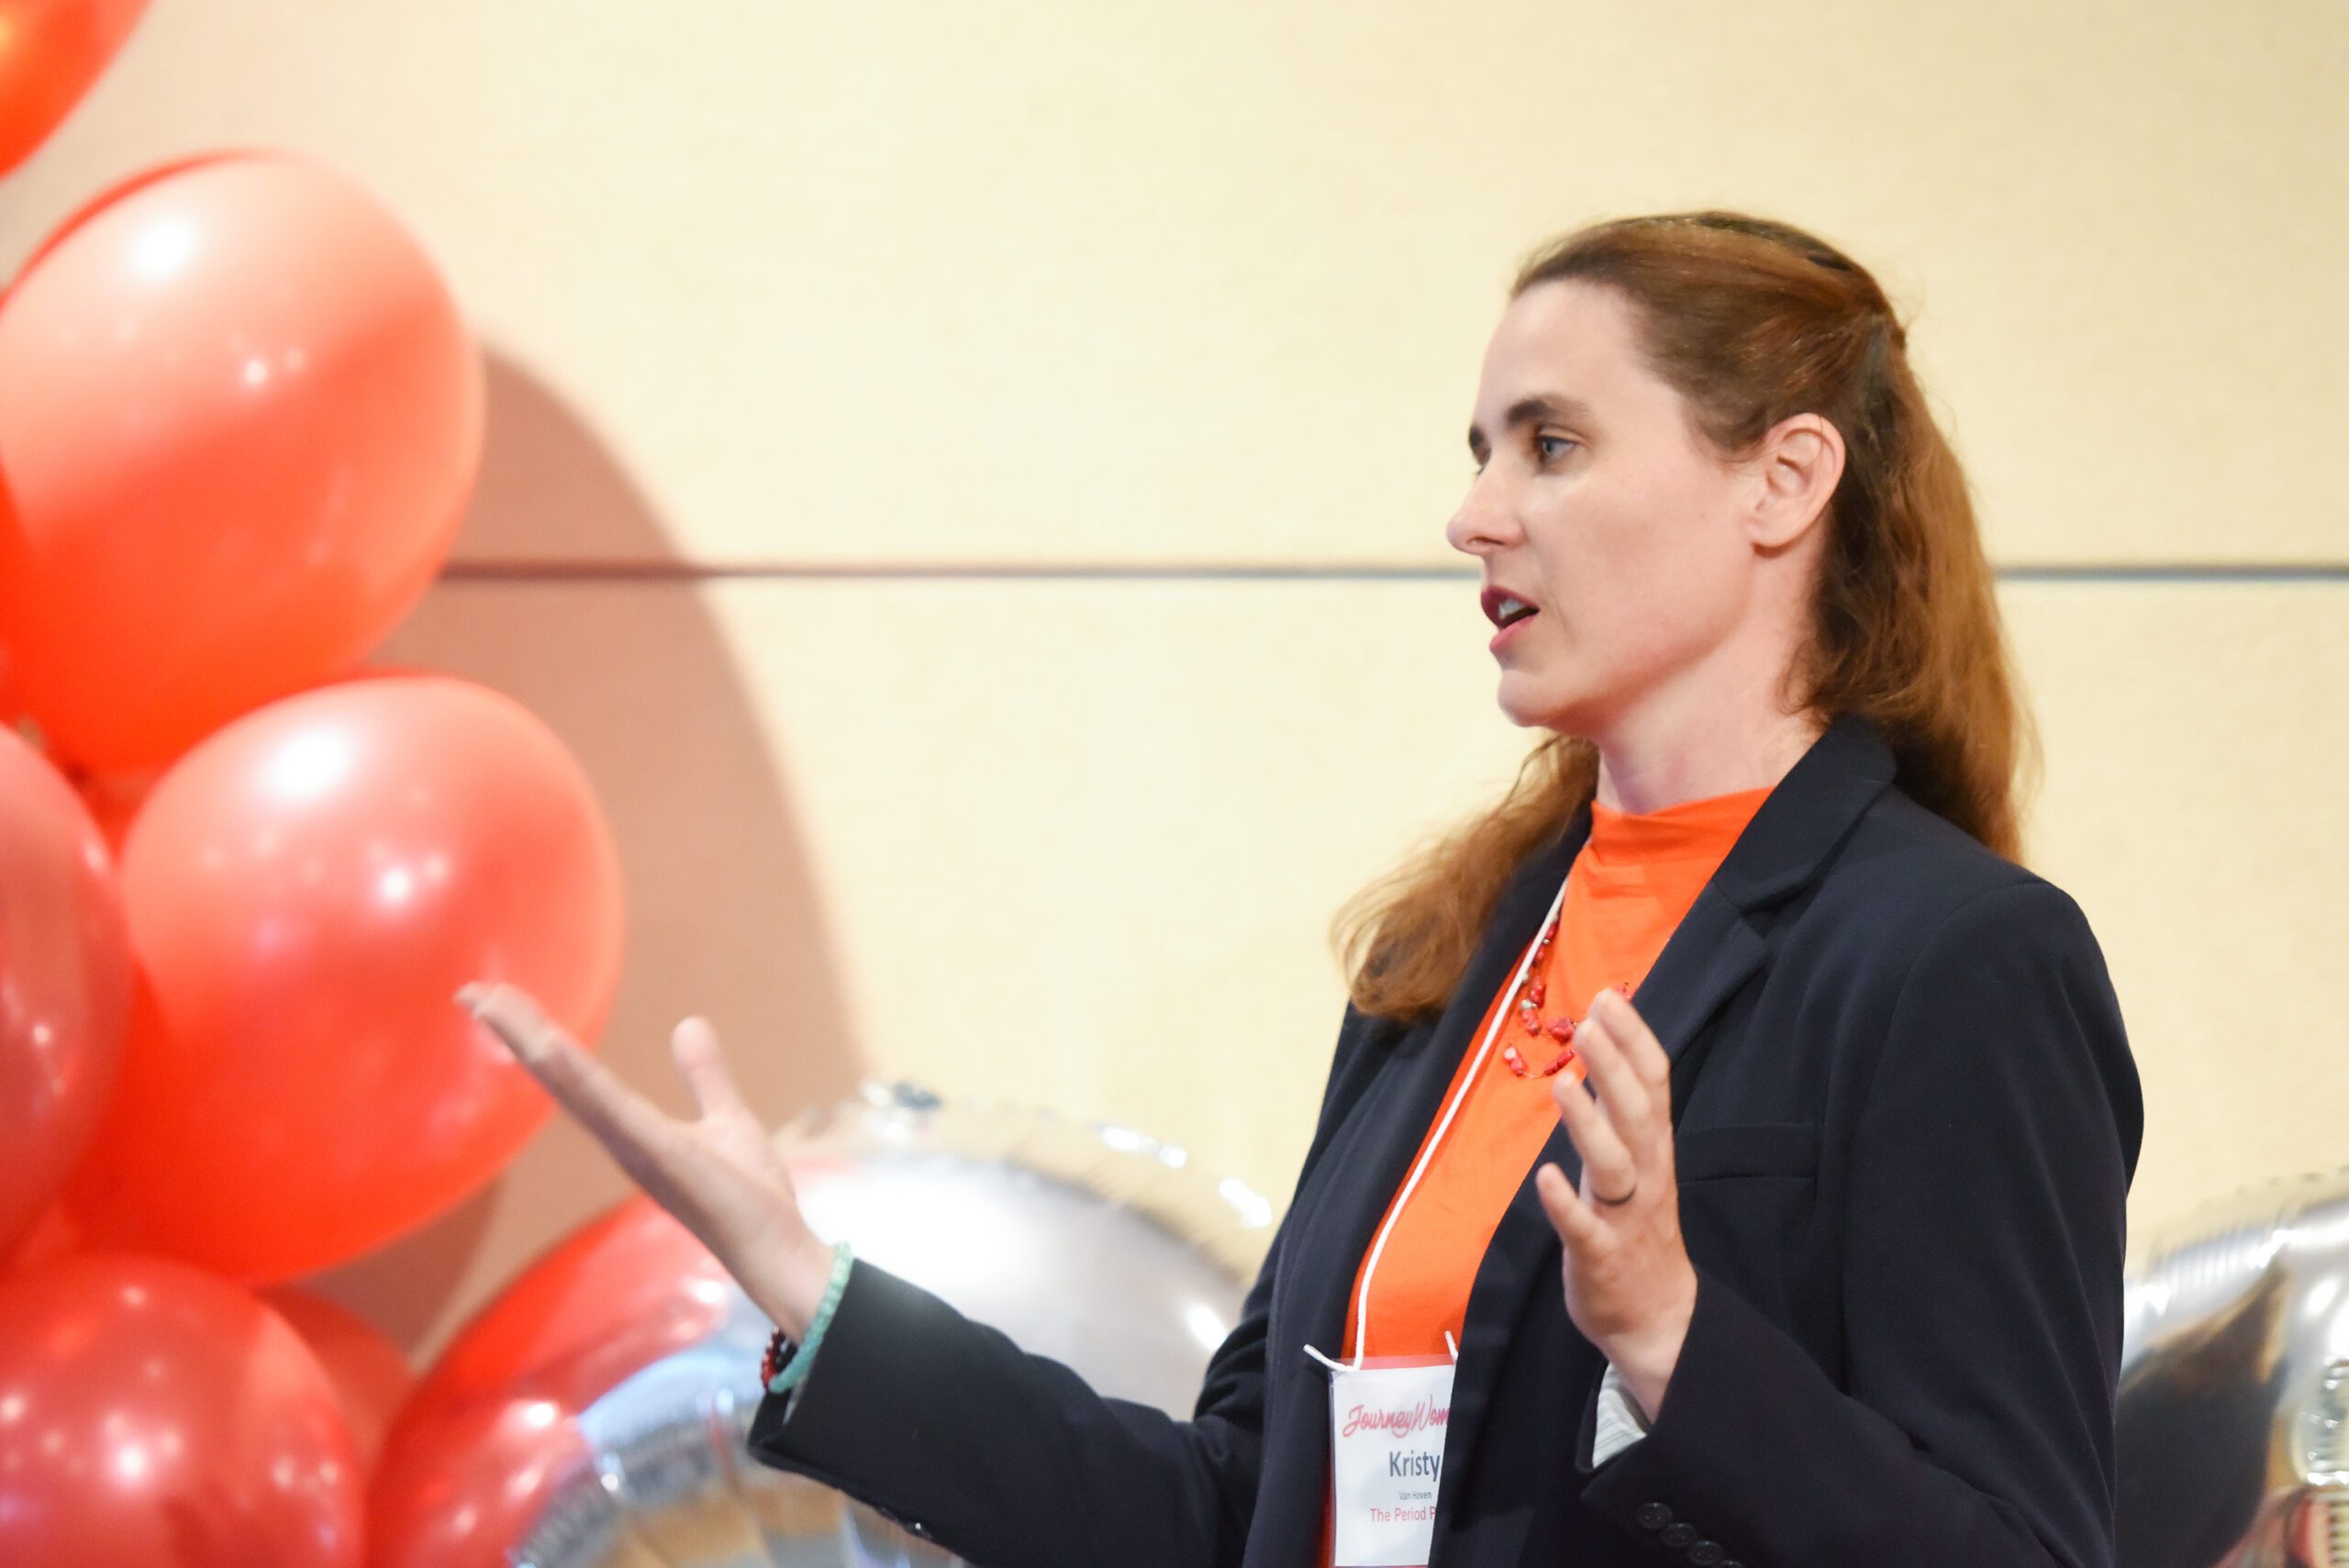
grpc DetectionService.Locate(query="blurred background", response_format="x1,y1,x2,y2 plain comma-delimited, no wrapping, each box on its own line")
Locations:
0,2,2343,1561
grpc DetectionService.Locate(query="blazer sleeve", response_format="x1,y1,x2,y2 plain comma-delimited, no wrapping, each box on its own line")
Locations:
743,1003,1387,1568
1576,877,2144,1568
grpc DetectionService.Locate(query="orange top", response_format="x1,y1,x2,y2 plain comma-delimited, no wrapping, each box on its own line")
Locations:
1316,784,1772,1567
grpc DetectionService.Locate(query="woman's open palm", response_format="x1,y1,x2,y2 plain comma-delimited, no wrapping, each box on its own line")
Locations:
455,981,829,1329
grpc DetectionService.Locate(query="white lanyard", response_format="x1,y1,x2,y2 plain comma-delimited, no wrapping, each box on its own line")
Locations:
1341,873,1571,1366
1301,876,1568,1568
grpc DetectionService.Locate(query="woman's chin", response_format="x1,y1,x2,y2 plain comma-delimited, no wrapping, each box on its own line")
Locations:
1494,674,1589,734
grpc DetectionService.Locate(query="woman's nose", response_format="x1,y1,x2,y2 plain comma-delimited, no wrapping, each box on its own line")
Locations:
1446,472,1515,556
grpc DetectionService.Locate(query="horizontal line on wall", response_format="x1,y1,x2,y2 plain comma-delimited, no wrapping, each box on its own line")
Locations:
2000,563,2349,583
437,560,2349,584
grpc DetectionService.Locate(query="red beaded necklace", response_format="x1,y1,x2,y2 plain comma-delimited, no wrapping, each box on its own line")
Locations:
1497,894,1632,1079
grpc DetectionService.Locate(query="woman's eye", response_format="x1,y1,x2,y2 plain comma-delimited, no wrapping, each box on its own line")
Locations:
1536,434,1577,461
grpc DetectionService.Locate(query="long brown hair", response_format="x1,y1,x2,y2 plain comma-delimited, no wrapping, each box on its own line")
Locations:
1330,210,2036,1023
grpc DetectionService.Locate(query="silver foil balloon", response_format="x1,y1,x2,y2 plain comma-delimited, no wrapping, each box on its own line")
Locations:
2120,1163,2349,1568
512,1079,1273,1568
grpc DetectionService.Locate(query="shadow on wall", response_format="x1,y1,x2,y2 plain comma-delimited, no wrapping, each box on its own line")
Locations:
302,349,863,1364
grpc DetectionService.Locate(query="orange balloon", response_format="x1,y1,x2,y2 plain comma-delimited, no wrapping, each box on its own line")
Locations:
0,1251,364,1567
0,150,484,770
262,1287,417,1476
0,724,130,1256
0,1,150,177
64,673,624,1280
370,1197,731,1568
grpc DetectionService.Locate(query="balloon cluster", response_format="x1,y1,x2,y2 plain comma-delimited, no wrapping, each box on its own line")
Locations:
0,16,625,1565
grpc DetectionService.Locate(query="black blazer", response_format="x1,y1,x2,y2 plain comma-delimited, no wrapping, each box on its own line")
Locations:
749,711,2144,1568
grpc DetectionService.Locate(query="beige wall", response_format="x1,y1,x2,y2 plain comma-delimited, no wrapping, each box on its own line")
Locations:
6,0,2343,1364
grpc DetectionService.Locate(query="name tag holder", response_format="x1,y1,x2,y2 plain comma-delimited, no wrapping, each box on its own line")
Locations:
1305,1340,1457,1567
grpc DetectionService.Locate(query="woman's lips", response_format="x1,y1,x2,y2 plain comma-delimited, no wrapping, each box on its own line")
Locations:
1489,610,1537,653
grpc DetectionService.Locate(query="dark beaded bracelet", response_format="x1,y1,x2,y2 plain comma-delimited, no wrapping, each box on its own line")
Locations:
758,1323,797,1386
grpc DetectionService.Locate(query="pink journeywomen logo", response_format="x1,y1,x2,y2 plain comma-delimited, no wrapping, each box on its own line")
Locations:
1340,1399,1452,1439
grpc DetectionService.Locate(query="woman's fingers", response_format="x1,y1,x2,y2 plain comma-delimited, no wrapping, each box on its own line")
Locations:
1550,1061,1638,1200
1548,987,1682,1212
456,982,674,1157
670,1015,754,1124
1573,1003,1657,1149
1535,1158,1609,1252
1587,989,1683,1182
1592,986,1673,1091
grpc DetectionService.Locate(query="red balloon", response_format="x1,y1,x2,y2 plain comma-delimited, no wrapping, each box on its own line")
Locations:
372,1400,595,1568
0,150,484,770
0,1,150,177
1,1202,83,1274
0,1251,364,1567
370,1197,730,1568
0,600,34,733
61,662,435,851
63,673,624,1279
262,1287,417,1476
73,764,156,850
0,724,130,1256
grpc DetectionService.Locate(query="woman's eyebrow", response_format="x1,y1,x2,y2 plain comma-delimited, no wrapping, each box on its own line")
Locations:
1467,392,1599,459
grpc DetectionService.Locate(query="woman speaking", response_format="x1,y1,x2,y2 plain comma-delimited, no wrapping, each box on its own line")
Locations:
460,210,2142,1568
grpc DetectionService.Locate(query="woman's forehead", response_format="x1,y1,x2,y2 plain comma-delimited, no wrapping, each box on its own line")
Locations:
1475,282,1673,431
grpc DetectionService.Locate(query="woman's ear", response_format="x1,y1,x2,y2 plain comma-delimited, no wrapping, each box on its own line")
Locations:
1747,413,1845,552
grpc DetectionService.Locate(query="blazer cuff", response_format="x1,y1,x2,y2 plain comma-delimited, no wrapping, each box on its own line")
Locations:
1576,1262,1895,1564
747,1257,951,1546
1575,1264,1765,1559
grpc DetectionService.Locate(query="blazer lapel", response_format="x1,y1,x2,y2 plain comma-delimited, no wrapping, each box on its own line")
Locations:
1430,711,1899,1543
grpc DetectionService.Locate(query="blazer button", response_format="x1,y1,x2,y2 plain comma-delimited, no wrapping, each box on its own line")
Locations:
1687,1541,1723,1565
1661,1522,1697,1548
1634,1502,1673,1531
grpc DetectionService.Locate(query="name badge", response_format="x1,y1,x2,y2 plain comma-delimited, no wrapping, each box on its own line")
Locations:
1318,1351,1455,1567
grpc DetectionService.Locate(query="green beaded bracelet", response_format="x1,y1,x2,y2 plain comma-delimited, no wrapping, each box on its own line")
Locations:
763,1238,854,1396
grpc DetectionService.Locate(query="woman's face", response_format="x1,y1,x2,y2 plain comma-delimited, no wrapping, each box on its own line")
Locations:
1446,278,1795,740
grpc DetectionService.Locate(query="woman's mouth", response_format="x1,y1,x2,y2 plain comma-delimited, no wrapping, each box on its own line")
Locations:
1481,585,1540,652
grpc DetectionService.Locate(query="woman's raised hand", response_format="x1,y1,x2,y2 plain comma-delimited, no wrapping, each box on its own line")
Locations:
1531,985,1699,1423
454,981,837,1336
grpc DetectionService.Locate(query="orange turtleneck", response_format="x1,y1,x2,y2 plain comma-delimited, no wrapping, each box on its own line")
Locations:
1316,784,1772,1567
